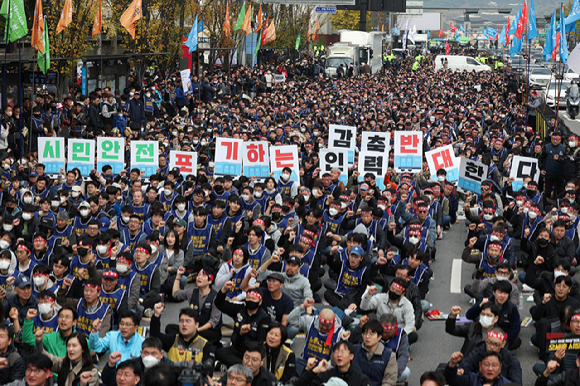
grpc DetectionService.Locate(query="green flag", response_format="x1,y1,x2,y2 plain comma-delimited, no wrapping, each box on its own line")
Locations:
295,32,301,50
38,19,50,74
234,2,245,31
0,0,28,43
254,35,261,56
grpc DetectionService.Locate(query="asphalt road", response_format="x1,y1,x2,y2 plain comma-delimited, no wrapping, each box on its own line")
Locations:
137,212,541,385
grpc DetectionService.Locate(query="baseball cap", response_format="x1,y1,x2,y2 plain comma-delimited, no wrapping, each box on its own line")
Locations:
99,217,111,232
29,171,39,178
78,201,90,209
102,270,119,280
14,274,31,288
71,186,82,193
350,245,364,257
40,217,54,230
286,255,302,266
267,272,285,283
174,219,187,227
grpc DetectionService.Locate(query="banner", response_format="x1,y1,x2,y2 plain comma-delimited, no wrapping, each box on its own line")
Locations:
169,150,197,177
270,145,299,183
243,141,270,178
509,156,540,191
329,124,356,165
425,144,459,182
458,157,489,193
67,139,96,176
180,69,192,95
361,132,390,153
96,138,124,174
393,131,423,173
38,138,65,174
272,74,286,83
215,138,243,175
548,337,580,354
130,141,159,177
319,148,348,184
358,151,388,189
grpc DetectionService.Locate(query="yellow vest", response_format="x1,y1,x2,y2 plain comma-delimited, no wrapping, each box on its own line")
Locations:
166,334,207,364
273,345,293,380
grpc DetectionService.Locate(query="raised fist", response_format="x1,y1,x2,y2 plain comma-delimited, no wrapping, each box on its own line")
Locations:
27,308,38,320
367,285,378,296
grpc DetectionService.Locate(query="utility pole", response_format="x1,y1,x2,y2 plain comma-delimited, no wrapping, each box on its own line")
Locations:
359,0,367,31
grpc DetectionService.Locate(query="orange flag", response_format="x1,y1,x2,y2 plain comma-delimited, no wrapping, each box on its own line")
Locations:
242,3,251,36
223,3,231,37
307,20,312,41
314,16,320,33
256,5,263,32
263,19,276,44
31,0,44,53
56,0,72,34
120,0,142,39
92,0,102,38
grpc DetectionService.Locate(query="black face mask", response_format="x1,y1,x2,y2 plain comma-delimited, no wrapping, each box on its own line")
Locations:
272,213,281,221
214,186,224,194
78,247,89,257
527,190,537,198
388,291,401,301
282,205,291,212
538,238,549,247
245,300,260,310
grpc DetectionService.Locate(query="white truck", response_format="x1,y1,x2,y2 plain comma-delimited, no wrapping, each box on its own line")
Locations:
326,30,384,78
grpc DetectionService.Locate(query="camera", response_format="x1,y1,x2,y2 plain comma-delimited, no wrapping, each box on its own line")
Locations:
178,359,213,386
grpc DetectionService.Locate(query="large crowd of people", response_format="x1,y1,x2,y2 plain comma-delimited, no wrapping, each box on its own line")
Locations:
0,49,576,386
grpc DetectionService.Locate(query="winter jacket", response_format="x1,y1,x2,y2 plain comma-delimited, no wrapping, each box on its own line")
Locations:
458,342,522,385
351,343,398,386
0,346,25,385
445,317,487,356
444,364,511,386
465,296,520,346
257,268,313,307
360,292,415,335
295,364,372,386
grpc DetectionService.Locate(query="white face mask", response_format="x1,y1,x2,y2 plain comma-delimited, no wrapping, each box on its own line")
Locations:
51,200,60,207
116,264,129,273
554,270,567,278
97,245,108,255
193,140,199,145
529,212,538,219
281,173,290,181
208,162,215,168
22,213,32,221
340,202,347,209
516,200,523,207
483,214,493,221
408,236,420,245
378,204,386,211
0,260,9,269
164,189,172,196
23,197,33,204
71,191,79,198
479,315,494,328
0,241,8,250
33,277,46,287
38,303,53,315
561,207,569,214
2,224,13,232
254,191,263,198
302,194,310,201
177,204,186,211
241,194,250,202
312,189,319,196
172,131,178,136
200,141,207,146
80,209,89,217
122,216,130,223
142,355,159,369
571,214,578,222
490,235,499,242
150,245,157,254
437,175,445,182
495,275,509,281
329,208,339,216
570,142,577,148
145,93,151,98
3,165,9,171
60,196,66,203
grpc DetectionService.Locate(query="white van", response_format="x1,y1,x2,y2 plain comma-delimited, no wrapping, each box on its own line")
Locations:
434,55,492,72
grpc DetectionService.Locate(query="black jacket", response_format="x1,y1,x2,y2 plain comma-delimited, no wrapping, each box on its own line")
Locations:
535,369,580,386
0,346,25,385
458,342,522,385
445,317,486,356
214,290,270,345
295,364,372,386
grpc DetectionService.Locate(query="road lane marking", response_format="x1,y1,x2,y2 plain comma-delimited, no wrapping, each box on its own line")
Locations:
450,259,462,294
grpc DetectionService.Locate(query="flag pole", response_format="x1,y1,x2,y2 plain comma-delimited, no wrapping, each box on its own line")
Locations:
139,1,144,129
555,57,561,132
2,0,11,114
43,16,47,120
18,37,22,161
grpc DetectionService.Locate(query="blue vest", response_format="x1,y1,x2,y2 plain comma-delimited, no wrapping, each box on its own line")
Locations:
242,200,260,217
245,243,268,270
131,203,150,222
402,259,429,286
0,273,11,293
210,215,229,241
228,213,244,232
322,211,346,235
478,253,500,278
213,192,230,207
143,222,167,237
33,312,59,334
324,182,338,197
100,287,126,320
70,255,90,281
117,271,138,292
76,300,110,336
277,180,294,197
355,218,379,241
187,222,213,255
295,224,321,253
73,217,90,238
14,261,37,280
144,97,155,113
226,263,248,299
133,262,157,297
121,229,145,252
302,318,343,361
335,257,367,296
96,253,111,270
383,329,402,353
352,344,393,386
522,215,543,240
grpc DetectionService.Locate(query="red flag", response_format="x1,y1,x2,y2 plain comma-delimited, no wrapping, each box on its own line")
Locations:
445,40,450,54
515,1,527,39
261,16,269,45
496,26,499,42
450,22,457,33
552,31,561,60
506,17,511,45
439,28,443,38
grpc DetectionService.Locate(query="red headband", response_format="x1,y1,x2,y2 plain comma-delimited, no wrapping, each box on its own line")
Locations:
85,283,101,291
271,207,283,213
339,195,350,201
417,205,428,211
491,231,503,237
559,215,571,221
571,314,580,321
34,237,46,243
319,316,336,347
488,244,503,252
361,210,372,215
303,229,315,237
233,249,244,255
391,282,406,292
17,244,30,253
39,297,55,303
487,331,507,341
300,236,312,244
117,256,132,264
199,269,214,283
382,323,398,331
246,290,262,301
135,247,150,254
253,219,265,226
409,224,421,230
103,271,118,279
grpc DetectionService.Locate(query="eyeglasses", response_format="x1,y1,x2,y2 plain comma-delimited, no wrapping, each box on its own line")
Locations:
363,331,378,337
25,367,46,375
59,314,73,320
227,375,247,383
119,322,134,327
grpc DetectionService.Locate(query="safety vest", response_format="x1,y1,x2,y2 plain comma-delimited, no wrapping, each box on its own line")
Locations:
166,334,207,364
100,287,126,321
33,312,59,334
144,97,155,113
133,261,157,297
76,300,110,336
70,255,90,281
335,257,367,296
245,243,268,270
302,318,342,361
188,221,213,255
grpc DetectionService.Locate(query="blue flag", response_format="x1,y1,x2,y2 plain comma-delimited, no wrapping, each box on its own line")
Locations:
393,25,398,35
565,0,579,33
484,26,497,40
498,24,507,46
528,0,537,41
509,37,522,57
427,30,430,39
460,24,465,33
509,6,521,34
544,10,556,60
198,20,203,33
186,15,198,53
561,3,568,64
455,31,459,39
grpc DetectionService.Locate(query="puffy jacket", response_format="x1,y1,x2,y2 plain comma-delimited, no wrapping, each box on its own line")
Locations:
445,317,486,356
0,346,24,385
465,297,520,346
